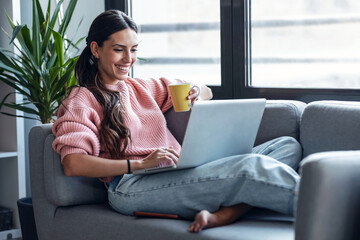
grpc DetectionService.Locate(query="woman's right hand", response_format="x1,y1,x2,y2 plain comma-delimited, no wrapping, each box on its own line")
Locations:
137,147,179,170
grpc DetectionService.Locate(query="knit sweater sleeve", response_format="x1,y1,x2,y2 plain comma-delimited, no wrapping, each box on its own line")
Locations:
134,77,184,113
52,87,102,162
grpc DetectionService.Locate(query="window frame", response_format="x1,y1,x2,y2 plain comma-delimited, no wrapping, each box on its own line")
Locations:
105,0,128,14
105,0,360,102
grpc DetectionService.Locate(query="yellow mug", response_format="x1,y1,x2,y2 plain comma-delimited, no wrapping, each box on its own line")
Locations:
169,83,200,112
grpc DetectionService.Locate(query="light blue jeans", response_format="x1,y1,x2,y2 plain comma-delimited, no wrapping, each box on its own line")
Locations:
108,136,302,219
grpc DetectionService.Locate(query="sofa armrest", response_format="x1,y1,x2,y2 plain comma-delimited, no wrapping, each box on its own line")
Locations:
29,124,57,240
295,151,360,240
30,124,108,240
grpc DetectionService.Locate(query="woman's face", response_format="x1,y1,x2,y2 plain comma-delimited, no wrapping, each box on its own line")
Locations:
91,28,138,85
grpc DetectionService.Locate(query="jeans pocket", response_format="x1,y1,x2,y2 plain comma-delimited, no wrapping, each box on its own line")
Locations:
114,174,134,192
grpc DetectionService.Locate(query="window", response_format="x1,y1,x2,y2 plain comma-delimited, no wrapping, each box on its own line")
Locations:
106,0,360,101
250,0,360,89
129,0,221,87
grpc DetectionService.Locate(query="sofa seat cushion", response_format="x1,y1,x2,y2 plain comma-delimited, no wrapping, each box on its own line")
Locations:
51,204,294,240
300,101,360,157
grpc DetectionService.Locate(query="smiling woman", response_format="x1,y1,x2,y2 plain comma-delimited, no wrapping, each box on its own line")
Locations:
52,9,300,234
89,29,139,85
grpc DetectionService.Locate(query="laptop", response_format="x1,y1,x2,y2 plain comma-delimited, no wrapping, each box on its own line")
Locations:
133,98,266,175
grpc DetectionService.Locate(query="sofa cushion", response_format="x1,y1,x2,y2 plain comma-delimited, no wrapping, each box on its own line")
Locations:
166,100,306,146
254,100,306,146
51,204,294,240
165,108,191,144
44,134,107,206
300,101,360,157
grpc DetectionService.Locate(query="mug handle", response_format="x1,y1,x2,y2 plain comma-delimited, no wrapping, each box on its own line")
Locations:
189,85,201,108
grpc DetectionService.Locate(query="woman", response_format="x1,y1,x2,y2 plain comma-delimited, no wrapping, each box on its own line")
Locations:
52,10,301,233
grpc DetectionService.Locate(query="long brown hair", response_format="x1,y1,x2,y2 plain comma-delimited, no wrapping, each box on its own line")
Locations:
74,10,137,159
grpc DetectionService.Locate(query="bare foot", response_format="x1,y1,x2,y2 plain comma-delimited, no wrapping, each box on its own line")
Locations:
188,210,218,233
188,204,252,233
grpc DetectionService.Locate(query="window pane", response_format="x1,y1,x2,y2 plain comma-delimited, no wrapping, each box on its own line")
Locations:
131,0,221,86
250,0,360,89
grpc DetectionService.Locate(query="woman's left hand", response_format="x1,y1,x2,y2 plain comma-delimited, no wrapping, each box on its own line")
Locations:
187,86,201,105
187,85,213,104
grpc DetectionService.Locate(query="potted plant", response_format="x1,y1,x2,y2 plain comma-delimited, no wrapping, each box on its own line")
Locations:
0,0,82,239
0,0,83,124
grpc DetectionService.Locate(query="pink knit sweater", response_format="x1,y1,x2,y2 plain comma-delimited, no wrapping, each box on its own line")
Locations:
52,77,183,182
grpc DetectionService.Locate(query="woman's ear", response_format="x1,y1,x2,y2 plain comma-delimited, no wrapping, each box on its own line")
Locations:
90,41,100,59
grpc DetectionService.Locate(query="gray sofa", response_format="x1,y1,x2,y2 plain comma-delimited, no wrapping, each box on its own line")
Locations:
29,100,360,240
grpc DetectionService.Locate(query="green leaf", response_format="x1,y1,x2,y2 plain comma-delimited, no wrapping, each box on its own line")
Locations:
50,58,76,96
50,28,64,67
59,0,78,37
9,24,25,44
65,36,85,54
4,72,29,90
40,0,53,53
74,36,86,47
5,11,15,29
49,66,63,82
46,49,58,69
46,0,51,22
68,72,77,86
0,48,41,85
20,25,33,53
52,90,66,102
64,16,84,53
3,102,39,115
0,62,24,76
0,48,18,68
0,76,32,99
1,71,24,85
0,92,13,111
5,15,33,59
8,58,30,80
0,111,40,121
5,24,41,76
35,0,45,35
32,0,41,65
14,45,41,76
49,0,65,30
137,57,149,62
7,51,33,77
41,69,50,91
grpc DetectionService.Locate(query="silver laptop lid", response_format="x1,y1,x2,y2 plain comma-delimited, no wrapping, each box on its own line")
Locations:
178,99,266,168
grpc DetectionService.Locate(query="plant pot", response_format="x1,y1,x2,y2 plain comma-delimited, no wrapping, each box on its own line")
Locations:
17,197,38,240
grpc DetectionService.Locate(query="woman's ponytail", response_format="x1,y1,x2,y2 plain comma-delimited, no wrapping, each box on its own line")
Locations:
75,45,97,86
